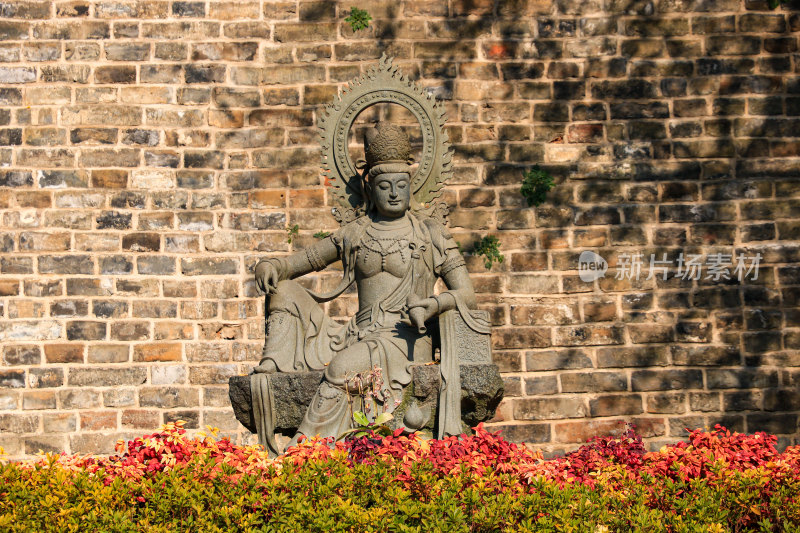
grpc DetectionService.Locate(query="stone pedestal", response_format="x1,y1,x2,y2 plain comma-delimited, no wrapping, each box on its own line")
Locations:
229,362,503,438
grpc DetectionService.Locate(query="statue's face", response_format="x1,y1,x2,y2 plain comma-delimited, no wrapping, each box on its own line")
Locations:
371,173,411,218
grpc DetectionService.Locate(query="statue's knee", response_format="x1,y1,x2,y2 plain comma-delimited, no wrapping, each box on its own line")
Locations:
268,280,303,312
325,356,349,382
325,346,371,389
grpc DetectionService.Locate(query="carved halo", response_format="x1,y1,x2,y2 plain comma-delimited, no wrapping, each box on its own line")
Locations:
319,55,453,225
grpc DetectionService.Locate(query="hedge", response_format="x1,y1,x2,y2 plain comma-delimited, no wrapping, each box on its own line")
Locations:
1,422,799,532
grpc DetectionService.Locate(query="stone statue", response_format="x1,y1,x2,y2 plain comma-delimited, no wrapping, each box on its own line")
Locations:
232,57,502,456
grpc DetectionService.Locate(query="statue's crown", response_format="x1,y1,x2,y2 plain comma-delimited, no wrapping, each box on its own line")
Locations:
364,122,412,169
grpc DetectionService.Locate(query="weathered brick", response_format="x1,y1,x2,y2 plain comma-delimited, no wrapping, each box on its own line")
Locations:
747,413,798,435
511,301,579,326
38,255,93,274
92,301,128,319
15,191,51,209
99,256,133,275
554,420,630,444
42,413,76,433
590,395,643,416
59,389,100,409
513,397,587,420
0,392,17,413
28,368,64,388
141,22,220,40
522,375,557,396
186,342,230,362
50,300,88,318
132,300,178,320
121,232,160,252
170,89,206,109
0,170,32,187
139,387,198,408
554,325,624,346
723,390,761,412
94,65,136,84
0,414,39,434
66,321,106,341
140,64,182,84
23,280,62,298
25,435,68,454
188,364,237,384
133,342,181,362
671,345,739,366
18,148,75,168
19,232,70,252
0,67,36,83
70,128,117,145
121,128,159,146
629,324,675,343
707,369,778,390
80,410,117,431
122,409,161,429
149,42,184,62
562,372,627,392
135,256,174,275
492,424,550,444
632,370,703,391
103,388,136,407
70,433,119,455
647,393,687,414
707,36,761,56
172,1,205,17
181,258,239,276
87,344,128,364
68,367,147,387
3,345,40,366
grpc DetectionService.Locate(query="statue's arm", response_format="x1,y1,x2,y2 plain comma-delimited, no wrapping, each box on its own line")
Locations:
254,237,339,294
407,245,477,322
438,262,478,311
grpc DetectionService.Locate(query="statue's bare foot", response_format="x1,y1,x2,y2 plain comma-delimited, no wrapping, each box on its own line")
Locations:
253,359,277,374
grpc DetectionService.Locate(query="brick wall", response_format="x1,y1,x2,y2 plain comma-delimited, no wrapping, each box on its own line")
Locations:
0,0,798,458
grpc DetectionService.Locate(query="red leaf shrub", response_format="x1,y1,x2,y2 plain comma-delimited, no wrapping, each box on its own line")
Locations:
2,422,799,531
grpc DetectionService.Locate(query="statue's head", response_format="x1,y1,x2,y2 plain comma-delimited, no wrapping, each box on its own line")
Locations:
359,122,414,219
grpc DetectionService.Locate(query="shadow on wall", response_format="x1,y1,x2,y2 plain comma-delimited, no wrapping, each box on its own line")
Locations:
351,0,800,450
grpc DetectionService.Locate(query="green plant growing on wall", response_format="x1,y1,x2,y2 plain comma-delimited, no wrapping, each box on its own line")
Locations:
520,165,554,207
345,7,372,32
313,231,331,239
286,224,299,244
473,236,504,270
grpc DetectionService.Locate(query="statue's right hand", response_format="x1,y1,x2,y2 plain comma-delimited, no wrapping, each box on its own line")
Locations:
254,261,280,295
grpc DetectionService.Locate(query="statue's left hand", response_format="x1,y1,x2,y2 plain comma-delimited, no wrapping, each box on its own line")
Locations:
406,297,439,324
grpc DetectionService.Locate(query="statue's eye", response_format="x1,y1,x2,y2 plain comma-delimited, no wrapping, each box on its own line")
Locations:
397,181,407,189
378,182,391,190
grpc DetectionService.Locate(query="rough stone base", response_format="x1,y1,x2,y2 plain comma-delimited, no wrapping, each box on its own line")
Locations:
228,363,503,438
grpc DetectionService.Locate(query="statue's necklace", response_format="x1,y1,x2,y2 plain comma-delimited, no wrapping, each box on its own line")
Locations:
362,221,412,271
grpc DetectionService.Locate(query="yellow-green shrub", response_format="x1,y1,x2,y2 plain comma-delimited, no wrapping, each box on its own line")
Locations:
1,423,799,532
